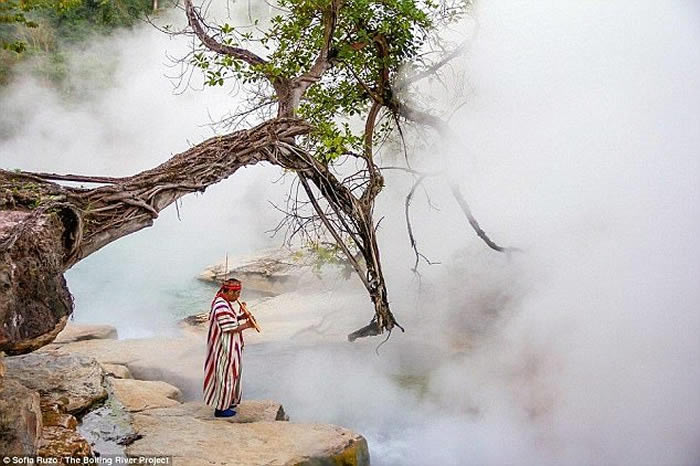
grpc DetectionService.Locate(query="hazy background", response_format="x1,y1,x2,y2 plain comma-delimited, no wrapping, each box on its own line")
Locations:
1,0,699,464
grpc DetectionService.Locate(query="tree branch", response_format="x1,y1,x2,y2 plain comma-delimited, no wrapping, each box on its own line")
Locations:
405,174,440,272
293,0,341,92
184,0,267,68
396,39,469,88
389,100,517,253
449,183,519,253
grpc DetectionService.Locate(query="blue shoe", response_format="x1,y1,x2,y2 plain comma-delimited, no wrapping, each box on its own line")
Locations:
214,408,236,418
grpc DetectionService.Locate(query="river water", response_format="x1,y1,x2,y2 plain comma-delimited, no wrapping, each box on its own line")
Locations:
66,244,459,466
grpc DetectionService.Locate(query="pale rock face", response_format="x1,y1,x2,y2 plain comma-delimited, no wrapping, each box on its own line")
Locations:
140,400,288,423
43,336,198,368
53,324,118,344
0,378,42,455
127,416,369,466
109,379,183,412
4,352,107,414
198,248,308,295
25,323,370,465
1,352,103,457
101,363,132,379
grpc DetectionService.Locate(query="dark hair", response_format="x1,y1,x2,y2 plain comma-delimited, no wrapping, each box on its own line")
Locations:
219,278,242,293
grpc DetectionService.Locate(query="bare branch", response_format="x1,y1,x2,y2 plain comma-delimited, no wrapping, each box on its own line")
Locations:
184,0,268,68
449,183,519,253
405,175,440,271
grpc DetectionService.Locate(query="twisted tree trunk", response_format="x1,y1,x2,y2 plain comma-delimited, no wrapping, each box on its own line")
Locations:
0,117,399,354
0,118,310,354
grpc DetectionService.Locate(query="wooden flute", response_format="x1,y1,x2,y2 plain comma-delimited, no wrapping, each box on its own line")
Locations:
236,299,262,332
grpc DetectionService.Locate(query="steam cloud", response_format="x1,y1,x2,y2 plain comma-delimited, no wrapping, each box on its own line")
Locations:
1,0,699,464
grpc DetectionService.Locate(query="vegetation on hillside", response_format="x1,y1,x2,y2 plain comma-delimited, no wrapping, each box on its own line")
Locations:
0,0,154,86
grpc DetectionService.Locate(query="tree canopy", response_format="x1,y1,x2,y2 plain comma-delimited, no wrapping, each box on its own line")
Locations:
0,0,514,354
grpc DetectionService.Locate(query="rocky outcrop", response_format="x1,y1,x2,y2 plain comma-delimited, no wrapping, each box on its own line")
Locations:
40,336,204,401
4,352,107,414
53,324,118,344
127,403,369,466
2,351,104,458
16,322,371,465
110,379,182,413
198,248,308,295
0,378,42,455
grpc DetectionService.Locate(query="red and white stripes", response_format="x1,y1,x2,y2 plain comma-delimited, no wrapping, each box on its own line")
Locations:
203,297,244,410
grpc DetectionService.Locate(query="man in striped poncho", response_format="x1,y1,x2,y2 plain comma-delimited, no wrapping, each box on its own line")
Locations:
203,278,255,417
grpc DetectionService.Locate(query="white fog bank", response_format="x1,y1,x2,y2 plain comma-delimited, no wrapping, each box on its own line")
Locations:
1,1,699,465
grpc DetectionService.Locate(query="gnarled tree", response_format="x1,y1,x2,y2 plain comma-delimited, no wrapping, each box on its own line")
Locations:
0,0,512,354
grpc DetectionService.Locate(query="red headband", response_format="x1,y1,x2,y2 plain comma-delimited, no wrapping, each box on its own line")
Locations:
220,282,241,291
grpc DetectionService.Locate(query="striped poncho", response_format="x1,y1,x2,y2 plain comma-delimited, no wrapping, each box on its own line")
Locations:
203,296,245,410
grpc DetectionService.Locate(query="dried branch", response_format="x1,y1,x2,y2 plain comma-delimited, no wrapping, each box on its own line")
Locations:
449,183,519,253
405,175,440,272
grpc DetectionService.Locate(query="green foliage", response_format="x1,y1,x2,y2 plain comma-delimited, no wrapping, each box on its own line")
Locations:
194,0,470,163
0,0,153,85
295,241,354,277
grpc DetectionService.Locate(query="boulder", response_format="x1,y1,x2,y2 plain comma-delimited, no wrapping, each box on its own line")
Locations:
4,352,107,414
178,312,209,331
0,378,42,455
53,323,118,344
127,415,369,466
101,363,132,379
110,379,182,413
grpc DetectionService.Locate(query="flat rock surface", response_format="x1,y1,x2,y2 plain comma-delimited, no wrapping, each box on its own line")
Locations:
53,323,118,344
110,379,182,412
127,416,369,466
43,336,196,367
40,336,205,400
4,352,107,414
139,400,288,423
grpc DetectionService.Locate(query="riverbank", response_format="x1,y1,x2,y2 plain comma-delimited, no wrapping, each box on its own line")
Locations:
1,318,370,465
